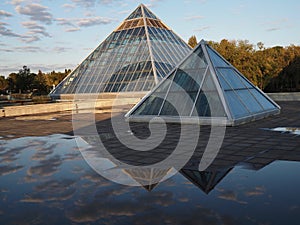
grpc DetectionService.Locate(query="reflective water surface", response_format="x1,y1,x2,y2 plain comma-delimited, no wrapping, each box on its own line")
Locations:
263,127,300,135
0,134,300,225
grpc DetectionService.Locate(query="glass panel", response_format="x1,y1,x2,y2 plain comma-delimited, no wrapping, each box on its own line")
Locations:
171,69,200,93
218,68,247,90
159,69,200,116
132,95,165,115
249,88,276,110
236,89,263,113
238,73,255,88
216,70,231,90
192,91,210,117
207,46,229,67
225,90,249,118
201,70,215,91
126,6,143,20
143,6,159,20
205,91,226,117
159,93,181,116
180,46,207,70
188,69,225,117
159,74,175,89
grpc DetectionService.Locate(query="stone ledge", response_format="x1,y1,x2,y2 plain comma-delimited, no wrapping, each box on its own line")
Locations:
267,92,300,101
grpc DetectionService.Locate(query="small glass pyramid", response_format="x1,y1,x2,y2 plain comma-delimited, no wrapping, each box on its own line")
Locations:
50,4,191,98
126,40,280,126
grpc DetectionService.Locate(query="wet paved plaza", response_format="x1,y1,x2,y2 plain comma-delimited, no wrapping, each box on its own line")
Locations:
0,101,299,224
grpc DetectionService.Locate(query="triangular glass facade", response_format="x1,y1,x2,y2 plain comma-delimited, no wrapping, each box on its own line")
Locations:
50,4,191,97
126,40,280,126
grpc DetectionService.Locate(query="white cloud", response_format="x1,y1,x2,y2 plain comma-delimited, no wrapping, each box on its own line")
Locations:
264,18,289,32
52,46,72,53
15,3,53,25
22,21,51,37
266,27,280,32
62,3,76,10
71,0,119,8
65,27,80,32
20,35,41,43
0,48,14,52
117,10,131,15
194,26,210,32
71,0,96,8
77,16,115,27
14,45,43,52
185,15,204,21
56,16,115,32
0,10,13,17
10,0,25,5
218,190,248,204
145,0,166,8
55,18,76,27
0,21,21,37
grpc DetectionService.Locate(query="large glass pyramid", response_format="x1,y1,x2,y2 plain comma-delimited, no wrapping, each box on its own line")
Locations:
126,40,280,126
50,4,191,98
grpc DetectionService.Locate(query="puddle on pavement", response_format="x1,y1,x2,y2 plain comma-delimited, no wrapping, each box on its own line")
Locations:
0,134,299,225
262,127,300,135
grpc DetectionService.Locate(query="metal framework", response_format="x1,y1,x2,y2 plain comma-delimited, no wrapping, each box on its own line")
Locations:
126,40,281,126
50,4,191,97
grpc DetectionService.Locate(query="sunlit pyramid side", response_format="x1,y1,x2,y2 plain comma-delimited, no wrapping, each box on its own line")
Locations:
125,40,280,126
50,4,191,99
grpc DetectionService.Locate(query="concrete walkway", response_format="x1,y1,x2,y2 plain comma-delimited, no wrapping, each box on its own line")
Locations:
0,92,298,118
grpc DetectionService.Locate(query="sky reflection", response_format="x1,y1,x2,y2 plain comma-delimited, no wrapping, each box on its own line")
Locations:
0,134,299,225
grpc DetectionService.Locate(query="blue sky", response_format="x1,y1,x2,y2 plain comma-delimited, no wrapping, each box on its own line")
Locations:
0,0,299,76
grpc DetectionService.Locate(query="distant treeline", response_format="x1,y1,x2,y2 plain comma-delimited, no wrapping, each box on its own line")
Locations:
1,38,300,95
189,36,300,92
0,66,70,95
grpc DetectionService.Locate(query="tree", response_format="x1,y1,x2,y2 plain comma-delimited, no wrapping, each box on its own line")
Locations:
188,35,198,48
265,56,300,92
45,69,69,88
7,73,18,93
257,42,264,50
15,66,36,93
33,70,49,95
0,76,8,93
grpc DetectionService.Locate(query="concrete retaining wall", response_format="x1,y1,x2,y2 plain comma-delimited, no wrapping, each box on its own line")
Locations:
1,92,298,118
267,92,300,101
0,97,141,118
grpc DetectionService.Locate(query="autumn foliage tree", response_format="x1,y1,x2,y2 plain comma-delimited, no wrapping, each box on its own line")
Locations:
208,39,300,91
0,76,8,93
188,35,198,48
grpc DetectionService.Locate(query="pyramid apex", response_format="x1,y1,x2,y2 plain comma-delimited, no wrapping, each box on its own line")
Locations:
139,3,147,7
125,3,158,20
199,39,206,44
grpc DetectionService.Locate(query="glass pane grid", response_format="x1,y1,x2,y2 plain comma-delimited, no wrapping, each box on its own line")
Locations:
52,4,191,96
104,29,148,92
